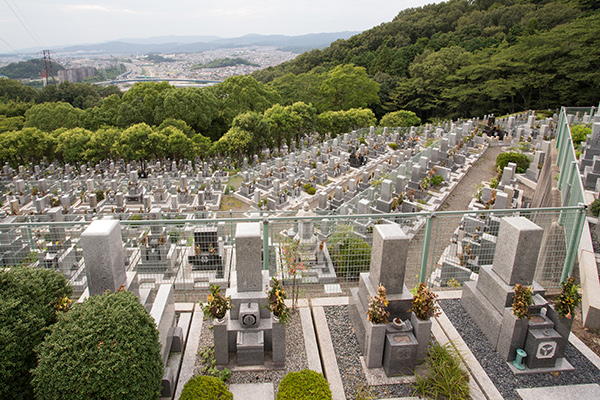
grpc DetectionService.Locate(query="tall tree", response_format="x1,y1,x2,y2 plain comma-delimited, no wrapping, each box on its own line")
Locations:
24,102,82,132
154,87,218,134
318,64,380,112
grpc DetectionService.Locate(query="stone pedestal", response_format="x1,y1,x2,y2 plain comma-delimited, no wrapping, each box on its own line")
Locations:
382,332,418,376
524,328,563,369
236,330,265,366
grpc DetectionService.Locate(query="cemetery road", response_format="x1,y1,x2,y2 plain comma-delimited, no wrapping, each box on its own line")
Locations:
439,145,505,211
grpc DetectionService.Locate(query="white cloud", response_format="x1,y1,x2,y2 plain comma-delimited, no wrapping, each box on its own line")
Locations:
62,4,139,15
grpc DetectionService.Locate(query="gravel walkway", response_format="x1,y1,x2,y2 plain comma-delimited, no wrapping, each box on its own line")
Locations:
193,309,308,395
440,145,505,211
324,305,415,400
440,299,600,400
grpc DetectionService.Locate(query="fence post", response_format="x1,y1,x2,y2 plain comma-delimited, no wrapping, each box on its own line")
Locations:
561,204,587,282
419,214,435,284
263,217,270,271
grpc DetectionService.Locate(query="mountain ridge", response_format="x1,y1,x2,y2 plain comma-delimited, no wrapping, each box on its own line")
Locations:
50,31,361,55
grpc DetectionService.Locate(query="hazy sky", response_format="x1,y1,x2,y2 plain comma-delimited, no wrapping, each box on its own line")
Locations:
0,0,436,54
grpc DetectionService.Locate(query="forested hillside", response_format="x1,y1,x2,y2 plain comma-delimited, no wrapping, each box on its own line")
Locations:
0,59,65,80
253,0,600,120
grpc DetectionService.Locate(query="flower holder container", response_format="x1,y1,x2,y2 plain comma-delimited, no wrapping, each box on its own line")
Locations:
410,312,432,363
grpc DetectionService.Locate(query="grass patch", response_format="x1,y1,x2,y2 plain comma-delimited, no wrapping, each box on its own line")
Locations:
228,175,243,190
413,342,470,400
219,195,248,212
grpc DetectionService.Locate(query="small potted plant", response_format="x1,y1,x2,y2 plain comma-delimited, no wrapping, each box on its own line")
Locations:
512,284,534,320
201,284,233,322
265,278,290,325
409,283,440,362
547,277,581,340
366,284,390,325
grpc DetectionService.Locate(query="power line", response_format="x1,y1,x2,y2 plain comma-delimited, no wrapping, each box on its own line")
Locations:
8,0,46,48
0,35,21,55
3,0,44,50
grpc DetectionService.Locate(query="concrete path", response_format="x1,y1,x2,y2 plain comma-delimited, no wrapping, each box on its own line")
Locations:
517,383,600,400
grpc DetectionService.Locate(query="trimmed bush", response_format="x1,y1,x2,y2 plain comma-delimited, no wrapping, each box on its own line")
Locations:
277,369,332,400
32,290,163,400
0,268,72,400
179,375,233,400
495,152,530,174
307,187,317,195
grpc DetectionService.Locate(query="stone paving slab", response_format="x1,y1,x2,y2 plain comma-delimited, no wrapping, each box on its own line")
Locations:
230,383,274,400
313,306,347,400
516,383,600,400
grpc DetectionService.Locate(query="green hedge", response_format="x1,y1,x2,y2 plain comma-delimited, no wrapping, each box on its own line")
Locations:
495,152,530,174
32,290,163,400
0,268,72,400
277,370,332,400
179,375,233,400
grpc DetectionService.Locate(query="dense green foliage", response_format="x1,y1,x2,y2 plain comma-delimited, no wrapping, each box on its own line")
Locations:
194,57,259,68
379,110,421,127
254,0,600,121
277,370,332,400
179,376,233,400
0,268,72,400
0,59,65,79
495,151,531,173
571,124,592,144
328,225,372,278
32,290,163,400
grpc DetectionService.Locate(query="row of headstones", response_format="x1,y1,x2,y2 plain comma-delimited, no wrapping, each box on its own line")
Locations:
577,111,600,190
4,167,230,216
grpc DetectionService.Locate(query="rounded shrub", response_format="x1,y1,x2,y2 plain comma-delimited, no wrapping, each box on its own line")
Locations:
32,290,163,400
307,187,317,195
277,369,332,400
495,152,530,174
0,268,72,400
179,375,233,400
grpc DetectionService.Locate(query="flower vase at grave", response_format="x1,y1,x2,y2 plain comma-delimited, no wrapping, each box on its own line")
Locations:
410,312,432,363
364,321,387,368
213,316,228,365
272,314,286,367
546,305,574,341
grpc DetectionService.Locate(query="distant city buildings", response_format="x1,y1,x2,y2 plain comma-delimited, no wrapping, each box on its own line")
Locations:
57,67,95,83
